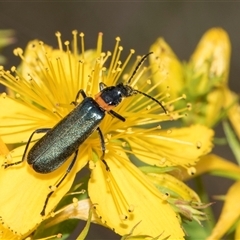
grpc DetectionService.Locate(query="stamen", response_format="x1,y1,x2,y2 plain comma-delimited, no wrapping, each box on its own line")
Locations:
159,157,166,165
64,41,74,95
76,60,83,91
111,62,122,84
102,51,111,66
56,56,74,103
39,41,46,54
167,94,187,106
111,47,123,80
55,31,63,51
1,68,43,107
120,49,135,81
35,233,62,240
128,61,146,87
120,214,128,220
79,32,85,60
89,160,96,169
128,205,135,212
107,37,121,79
72,30,78,57
196,141,202,149
168,105,190,120
162,192,170,200
106,174,130,222
96,32,103,56
187,167,196,175
72,197,78,208
91,59,102,93
13,48,24,59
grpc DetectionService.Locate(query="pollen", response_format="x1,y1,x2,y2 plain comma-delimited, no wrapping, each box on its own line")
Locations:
1,92,6,98
161,193,170,200
50,185,57,191
120,214,128,221
13,47,23,56
159,157,166,164
128,205,135,212
107,134,112,140
146,105,151,110
187,167,196,176
72,197,78,208
196,141,202,149
126,128,134,134
89,161,96,170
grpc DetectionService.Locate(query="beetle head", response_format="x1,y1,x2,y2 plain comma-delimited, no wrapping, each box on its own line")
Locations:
99,83,136,107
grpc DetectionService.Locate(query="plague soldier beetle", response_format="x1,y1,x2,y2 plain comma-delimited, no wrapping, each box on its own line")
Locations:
4,52,166,215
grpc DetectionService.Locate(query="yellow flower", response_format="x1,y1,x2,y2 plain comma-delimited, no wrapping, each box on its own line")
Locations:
149,37,184,100
0,29,15,64
189,28,230,87
207,181,240,240
178,154,240,239
188,28,231,127
150,28,231,127
0,31,213,239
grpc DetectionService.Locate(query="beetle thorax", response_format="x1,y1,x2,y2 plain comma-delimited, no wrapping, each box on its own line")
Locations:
95,83,136,111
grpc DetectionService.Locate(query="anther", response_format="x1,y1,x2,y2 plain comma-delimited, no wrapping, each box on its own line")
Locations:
196,141,202,149
187,167,196,176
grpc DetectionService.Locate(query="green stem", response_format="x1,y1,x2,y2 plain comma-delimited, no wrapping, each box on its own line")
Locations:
194,176,216,232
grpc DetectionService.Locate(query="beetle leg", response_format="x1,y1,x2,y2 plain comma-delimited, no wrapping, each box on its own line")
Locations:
3,128,51,169
108,110,126,122
71,89,87,106
96,127,110,171
40,149,79,216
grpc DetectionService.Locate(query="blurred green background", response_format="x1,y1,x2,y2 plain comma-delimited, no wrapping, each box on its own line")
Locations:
0,2,239,239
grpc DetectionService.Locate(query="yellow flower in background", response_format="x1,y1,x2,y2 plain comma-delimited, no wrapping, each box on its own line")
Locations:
206,180,240,240
149,27,240,239
149,37,184,100
150,28,231,127
178,154,240,240
0,29,15,64
0,31,213,239
189,28,230,87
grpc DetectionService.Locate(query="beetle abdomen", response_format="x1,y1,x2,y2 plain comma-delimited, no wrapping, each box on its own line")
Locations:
27,97,105,173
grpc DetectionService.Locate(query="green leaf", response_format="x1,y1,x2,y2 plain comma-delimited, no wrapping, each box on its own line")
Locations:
33,218,80,240
223,120,240,164
183,220,210,240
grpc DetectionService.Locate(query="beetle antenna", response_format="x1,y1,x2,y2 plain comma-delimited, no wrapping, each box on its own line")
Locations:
134,89,167,114
127,52,153,85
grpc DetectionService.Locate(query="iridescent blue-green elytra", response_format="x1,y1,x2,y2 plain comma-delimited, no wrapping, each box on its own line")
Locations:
27,97,105,173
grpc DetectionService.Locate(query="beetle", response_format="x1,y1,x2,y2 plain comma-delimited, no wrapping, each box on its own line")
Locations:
4,52,167,216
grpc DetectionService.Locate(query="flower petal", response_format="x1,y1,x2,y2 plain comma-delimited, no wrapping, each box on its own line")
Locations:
146,173,200,202
0,224,19,239
0,94,55,144
0,136,9,154
126,125,213,168
149,38,184,99
88,153,185,239
0,145,88,238
180,154,240,181
190,28,231,87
